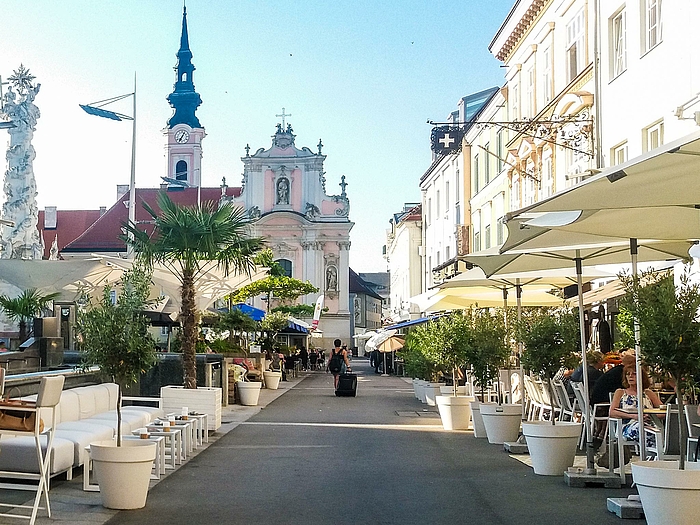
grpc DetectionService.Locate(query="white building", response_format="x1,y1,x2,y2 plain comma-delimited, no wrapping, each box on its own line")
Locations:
385,203,422,322
598,0,700,166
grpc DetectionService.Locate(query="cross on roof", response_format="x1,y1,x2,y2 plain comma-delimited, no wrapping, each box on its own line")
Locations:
276,107,292,128
339,175,348,196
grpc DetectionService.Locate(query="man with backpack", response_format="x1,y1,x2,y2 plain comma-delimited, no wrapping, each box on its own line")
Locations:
328,339,351,389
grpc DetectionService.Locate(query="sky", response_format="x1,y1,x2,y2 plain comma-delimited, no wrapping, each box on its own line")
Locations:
0,0,514,272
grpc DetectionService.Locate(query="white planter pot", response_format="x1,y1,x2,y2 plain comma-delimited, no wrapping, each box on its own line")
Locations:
161,385,222,431
439,385,467,396
480,403,522,444
522,421,582,475
237,381,262,406
470,401,487,438
436,395,474,430
90,439,157,510
631,461,700,525
424,383,443,406
416,380,428,403
263,371,282,390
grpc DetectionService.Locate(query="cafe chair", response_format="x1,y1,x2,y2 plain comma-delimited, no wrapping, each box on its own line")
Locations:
0,375,65,525
647,404,681,461
607,416,639,485
684,404,700,461
571,382,609,450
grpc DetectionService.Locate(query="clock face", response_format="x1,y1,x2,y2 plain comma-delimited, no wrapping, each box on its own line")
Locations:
175,130,190,143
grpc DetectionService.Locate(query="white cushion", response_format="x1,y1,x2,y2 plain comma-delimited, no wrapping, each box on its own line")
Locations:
0,435,74,474
71,386,98,419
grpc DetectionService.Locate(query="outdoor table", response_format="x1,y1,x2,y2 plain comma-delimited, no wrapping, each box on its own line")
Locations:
146,425,183,466
167,418,194,457
187,412,209,445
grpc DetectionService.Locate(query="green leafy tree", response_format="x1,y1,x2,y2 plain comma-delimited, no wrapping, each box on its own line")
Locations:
229,261,318,313
469,307,511,404
0,289,60,343
76,265,157,445
259,311,290,352
619,269,700,468
123,192,264,389
211,308,259,353
411,312,473,394
400,331,438,381
518,307,580,424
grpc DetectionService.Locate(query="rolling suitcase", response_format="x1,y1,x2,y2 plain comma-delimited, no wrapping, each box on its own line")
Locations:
335,373,357,397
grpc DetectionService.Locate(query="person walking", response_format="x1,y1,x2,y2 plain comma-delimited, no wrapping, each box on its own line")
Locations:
328,339,351,389
300,346,309,371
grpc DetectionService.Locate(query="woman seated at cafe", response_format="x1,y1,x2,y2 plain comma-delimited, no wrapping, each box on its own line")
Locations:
609,367,663,447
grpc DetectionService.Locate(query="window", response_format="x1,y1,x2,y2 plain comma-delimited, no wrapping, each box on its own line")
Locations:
483,202,492,250
526,66,535,117
175,160,188,181
541,154,553,199
511,83,520,121
445,181,450,212
643,0,662,53
611,9,627,78
511,176,520,210
436,190,440,217
611,141,628,165
542,46,552,104
472,211,481,253
496,132,504,172
275,259,293,277
445,245,451,261
643,121,663,152
567,9,585,82
485,142,491,184
473,154,480,194
494,193,505,246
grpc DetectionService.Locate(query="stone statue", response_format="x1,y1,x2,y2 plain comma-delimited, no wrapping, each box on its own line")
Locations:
305,202,320,219
326,265,338,292
0,65,43,259
49,234,59,260
276,178,289,205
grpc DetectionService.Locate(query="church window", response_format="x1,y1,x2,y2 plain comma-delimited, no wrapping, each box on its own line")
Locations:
276,259,293,277
176,160,188,181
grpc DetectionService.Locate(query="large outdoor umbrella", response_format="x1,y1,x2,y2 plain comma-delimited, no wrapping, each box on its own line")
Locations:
377,336,405,353
502,133,700,463
462,235,694,472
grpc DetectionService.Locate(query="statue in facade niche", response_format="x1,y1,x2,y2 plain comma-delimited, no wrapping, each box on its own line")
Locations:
326,265,338,292
0,65,43,260
276,178,289,205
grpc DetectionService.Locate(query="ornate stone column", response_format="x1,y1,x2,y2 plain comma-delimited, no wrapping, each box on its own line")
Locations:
337,240,351,314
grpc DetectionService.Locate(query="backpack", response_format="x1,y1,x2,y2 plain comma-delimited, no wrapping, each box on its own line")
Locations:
328,349,343,374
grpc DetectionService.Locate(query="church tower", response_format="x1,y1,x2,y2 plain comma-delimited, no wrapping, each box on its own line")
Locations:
164,6,205,188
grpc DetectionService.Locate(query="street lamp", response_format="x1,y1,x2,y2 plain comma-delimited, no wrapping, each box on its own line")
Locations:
80,74,136,256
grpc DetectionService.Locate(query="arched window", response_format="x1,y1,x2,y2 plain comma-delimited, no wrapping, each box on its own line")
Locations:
276,259,292,277
176,160,188,181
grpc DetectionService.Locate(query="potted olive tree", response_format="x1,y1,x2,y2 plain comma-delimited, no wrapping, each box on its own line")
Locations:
411,313,473,430
619,269,700,525
77,265,159,509
470,308,519,444
400,333,437,403
518,307,582,475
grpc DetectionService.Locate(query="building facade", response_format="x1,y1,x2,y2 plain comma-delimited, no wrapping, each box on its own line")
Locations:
385,203,422,322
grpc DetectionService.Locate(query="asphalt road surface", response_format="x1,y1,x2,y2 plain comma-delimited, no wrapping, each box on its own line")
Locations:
105,359,637,525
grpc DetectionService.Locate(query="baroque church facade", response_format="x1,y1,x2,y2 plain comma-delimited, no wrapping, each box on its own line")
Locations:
161,8,353,345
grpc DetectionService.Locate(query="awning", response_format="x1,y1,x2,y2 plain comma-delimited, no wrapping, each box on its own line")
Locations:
283,318,309,334
232,303,265,321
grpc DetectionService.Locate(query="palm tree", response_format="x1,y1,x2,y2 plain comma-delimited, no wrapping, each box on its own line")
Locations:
0,289,60,343
124,192,264,389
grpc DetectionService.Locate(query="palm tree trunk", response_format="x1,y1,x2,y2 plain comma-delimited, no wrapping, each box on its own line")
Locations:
181,269,197,389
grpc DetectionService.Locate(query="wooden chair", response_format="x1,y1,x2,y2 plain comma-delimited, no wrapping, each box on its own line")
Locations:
0,375,65,525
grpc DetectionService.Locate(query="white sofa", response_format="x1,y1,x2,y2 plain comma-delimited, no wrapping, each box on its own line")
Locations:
0,383,164,479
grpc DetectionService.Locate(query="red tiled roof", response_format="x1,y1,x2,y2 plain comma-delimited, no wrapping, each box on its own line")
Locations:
62,186,242,253
37,210,103,259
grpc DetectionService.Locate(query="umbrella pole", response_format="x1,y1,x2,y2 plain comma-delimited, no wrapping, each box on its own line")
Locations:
517,282,525,420
576,254,596,474
630,238,646,461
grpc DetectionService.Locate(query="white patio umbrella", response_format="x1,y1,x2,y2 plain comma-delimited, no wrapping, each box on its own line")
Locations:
503,133,700,463
463,234,694,472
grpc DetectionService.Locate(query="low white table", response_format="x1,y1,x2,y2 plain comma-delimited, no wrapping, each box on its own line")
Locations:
146,425,183,466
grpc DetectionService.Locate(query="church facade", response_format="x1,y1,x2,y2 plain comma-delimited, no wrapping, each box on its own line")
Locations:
159,7,353,346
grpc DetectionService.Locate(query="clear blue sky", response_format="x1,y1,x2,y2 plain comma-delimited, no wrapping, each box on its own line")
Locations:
0,0,514,272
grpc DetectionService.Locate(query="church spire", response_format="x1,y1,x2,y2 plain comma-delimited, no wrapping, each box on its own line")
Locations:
166,5,202,129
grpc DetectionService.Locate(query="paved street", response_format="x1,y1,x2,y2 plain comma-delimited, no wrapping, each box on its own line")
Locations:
101,358,638,525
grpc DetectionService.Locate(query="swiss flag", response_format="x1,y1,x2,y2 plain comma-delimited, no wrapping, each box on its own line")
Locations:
431,126,463,155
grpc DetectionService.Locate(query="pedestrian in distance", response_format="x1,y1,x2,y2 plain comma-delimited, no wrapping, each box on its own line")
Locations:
328,339,351,389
